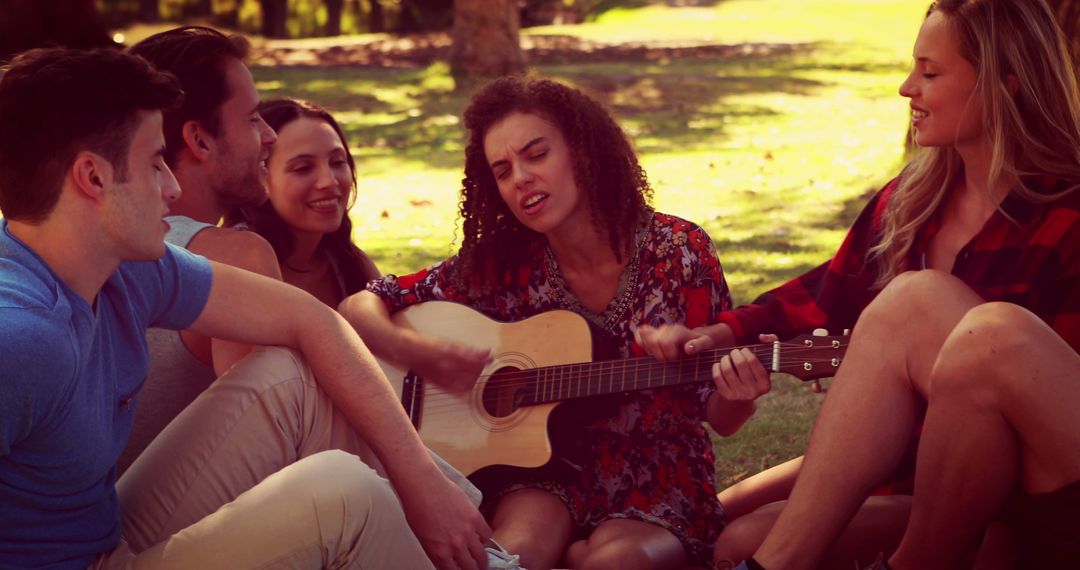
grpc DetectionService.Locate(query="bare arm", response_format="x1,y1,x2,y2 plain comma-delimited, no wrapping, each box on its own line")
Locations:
191,263,491,569
338,290,424,364
185,228,282,376
339,290,489,390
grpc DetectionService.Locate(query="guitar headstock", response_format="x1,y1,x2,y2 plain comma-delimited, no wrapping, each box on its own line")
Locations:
772,329,849,382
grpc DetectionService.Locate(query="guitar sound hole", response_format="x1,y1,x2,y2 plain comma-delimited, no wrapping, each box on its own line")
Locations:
482,367,525,418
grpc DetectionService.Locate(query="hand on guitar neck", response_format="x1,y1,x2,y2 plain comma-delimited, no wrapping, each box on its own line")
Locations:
637,322,781,435
636,323,781,396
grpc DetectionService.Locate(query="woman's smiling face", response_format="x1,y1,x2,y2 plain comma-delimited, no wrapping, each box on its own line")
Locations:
265,116,353,238
898,10,985,151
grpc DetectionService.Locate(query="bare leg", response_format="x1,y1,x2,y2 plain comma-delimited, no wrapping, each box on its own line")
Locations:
714,496,910,570
565,519,686,570
754,271,984,569
889,303,1080,570
716,457,802,521
490,488,573,570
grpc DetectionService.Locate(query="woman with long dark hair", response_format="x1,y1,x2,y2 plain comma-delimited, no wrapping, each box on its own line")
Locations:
227,98,378,306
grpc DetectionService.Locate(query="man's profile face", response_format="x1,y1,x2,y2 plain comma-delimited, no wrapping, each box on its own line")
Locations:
102,110,181,261
208,57,276,210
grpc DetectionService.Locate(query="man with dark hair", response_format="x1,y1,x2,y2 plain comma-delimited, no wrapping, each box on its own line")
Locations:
0,47,490,569
116,25,282,473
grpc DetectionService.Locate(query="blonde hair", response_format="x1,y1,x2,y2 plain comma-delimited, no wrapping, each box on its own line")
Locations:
870,0,1080,288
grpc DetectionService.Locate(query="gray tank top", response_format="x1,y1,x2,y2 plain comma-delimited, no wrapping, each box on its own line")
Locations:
117,216,216,476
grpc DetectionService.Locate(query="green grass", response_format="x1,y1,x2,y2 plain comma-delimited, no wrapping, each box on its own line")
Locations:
252,0,927,485
251,0,929,485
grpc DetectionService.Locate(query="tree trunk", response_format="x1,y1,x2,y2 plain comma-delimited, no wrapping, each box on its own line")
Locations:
260,0,289,38
325,0,345,36
189,0,213,17
138,0,160,22
366,0,385,33
449,0,525,86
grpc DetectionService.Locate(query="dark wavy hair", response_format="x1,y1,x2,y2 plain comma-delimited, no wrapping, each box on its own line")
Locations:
224,98,378,295
457,76,653,290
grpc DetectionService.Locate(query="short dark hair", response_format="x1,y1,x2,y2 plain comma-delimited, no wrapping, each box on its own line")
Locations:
225,98,379,293
0,47,182,222
457,76,652,289
129,26,250,168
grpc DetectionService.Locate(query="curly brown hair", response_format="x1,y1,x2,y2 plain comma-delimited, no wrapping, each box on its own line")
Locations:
456,76,653,291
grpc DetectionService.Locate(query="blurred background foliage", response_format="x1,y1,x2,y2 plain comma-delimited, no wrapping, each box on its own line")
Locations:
91,0,586,37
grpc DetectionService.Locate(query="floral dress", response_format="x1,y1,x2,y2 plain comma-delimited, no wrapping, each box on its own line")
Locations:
368,212,731,565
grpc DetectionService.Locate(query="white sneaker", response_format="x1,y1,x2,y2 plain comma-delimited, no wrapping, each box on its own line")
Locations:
485,539,526,570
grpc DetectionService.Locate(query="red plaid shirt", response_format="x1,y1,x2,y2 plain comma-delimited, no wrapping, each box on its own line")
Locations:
718,175,1080,352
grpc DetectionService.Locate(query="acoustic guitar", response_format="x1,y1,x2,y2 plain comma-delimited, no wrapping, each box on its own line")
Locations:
377,301,848,477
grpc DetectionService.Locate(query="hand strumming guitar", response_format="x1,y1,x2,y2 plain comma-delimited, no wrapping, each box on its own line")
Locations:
410,334,492,392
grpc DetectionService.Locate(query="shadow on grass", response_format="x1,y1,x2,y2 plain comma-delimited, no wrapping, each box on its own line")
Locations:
253,42,831,174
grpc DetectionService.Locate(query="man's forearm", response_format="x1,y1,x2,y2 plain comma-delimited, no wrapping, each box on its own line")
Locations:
295,307,440,480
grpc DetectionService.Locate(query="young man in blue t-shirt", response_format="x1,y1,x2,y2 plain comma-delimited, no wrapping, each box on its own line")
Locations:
0,48,490,569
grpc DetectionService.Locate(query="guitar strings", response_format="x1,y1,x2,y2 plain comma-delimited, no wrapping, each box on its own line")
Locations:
413,357,840,418
414,343,842,396
400,341,845,417
409,348,839,405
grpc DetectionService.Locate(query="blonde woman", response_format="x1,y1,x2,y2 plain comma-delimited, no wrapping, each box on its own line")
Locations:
638,0,1080,568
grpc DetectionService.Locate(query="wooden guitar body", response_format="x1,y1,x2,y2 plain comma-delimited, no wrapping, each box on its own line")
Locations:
378,301,592,476
378,301,847,477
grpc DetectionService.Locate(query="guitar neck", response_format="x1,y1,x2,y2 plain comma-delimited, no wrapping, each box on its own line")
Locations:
518,346,766,406
518,335,845,406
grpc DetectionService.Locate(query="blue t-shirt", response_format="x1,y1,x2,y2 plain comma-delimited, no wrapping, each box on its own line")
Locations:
0,221,213,569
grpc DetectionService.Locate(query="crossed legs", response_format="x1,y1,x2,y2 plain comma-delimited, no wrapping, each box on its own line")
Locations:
750,270,1079,569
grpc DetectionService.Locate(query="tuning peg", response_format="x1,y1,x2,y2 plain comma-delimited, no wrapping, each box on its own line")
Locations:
812,330,829,392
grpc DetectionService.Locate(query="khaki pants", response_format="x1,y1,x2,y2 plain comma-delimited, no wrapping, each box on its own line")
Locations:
96,347,448,569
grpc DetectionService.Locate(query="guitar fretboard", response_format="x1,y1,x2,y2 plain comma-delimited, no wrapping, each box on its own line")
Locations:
516,346,776,405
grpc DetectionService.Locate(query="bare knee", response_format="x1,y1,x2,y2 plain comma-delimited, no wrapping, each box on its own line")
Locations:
850,271,972,351
491,489,572,569
931,302,1044,398
714,505,781,568
714,517,768,567
575,520,687,570
951,302,1041,358
861,271,966,325
578,540,656,570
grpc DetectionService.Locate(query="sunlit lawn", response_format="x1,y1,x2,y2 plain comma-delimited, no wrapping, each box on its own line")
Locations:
251,0,928,485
